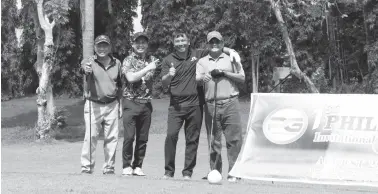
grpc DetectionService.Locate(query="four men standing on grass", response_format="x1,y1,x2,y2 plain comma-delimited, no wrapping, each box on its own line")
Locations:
80,31,244,181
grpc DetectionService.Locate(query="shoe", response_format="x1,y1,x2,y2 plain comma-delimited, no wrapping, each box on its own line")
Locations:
103,171,115,175
183,175,191,180
122,167,133,176
227,176,241,182
133,167,146,176
162,174,173,179
81,169,92,174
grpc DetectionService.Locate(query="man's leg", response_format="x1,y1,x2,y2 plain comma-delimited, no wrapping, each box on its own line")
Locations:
182,105,202,177
81,100,102,173
221,99,242,174
132,102,152,170
204,102,223,173
122,100,139,170
164,106,184,177
102,100,119,174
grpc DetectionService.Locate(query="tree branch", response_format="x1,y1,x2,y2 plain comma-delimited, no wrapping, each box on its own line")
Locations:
108,0,113,15
268,0,319,93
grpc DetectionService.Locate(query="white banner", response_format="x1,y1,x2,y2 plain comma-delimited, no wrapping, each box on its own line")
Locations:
230,93,378,187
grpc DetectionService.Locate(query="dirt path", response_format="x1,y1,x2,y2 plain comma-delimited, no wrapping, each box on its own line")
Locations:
2,132,378,194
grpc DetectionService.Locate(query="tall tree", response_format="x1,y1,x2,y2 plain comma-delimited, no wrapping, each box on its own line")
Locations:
81,0,94,97
34,0,71,139
268,0,319,93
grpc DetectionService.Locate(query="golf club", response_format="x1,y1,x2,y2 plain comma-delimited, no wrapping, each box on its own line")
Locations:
87,59,92,172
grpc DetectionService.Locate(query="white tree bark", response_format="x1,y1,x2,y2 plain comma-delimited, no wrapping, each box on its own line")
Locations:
269,0,319,93
35,0,56,139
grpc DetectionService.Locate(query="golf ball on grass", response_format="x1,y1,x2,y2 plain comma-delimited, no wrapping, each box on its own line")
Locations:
208,170,222,184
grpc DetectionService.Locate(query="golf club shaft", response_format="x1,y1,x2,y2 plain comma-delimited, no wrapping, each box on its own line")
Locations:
87,73,92,170
210,80,218,171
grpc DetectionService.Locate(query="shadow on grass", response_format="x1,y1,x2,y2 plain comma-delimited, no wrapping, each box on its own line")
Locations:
1,100,90,144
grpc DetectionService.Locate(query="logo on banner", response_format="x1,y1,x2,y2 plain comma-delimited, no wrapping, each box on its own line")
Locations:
262,108,309,145
310,105,378,154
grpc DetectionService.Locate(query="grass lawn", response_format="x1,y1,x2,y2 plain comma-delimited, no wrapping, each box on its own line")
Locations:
2,96,378,193
1,96,252,144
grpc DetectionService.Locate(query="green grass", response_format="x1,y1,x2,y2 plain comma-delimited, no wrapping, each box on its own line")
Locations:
1,96,252,144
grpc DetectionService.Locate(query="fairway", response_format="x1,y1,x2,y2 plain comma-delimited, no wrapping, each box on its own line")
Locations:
2,97,378,193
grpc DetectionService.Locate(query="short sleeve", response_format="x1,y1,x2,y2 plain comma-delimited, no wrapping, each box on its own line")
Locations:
233,62,245,76
196,59,205,76
122,56,136,75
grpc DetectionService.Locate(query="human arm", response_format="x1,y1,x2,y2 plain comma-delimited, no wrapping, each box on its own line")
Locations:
144,56,159,81
196,60,211,83
161,59,175,88
196,47,241,64
223,62,245,83
122,57,158,83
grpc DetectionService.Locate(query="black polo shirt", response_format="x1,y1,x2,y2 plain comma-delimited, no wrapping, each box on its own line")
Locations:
161,49,208,107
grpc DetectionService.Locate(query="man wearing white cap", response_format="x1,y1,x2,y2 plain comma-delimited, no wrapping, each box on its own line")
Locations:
196,31,245,182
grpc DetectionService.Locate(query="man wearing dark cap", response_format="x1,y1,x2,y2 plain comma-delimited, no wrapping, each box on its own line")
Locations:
160,31,242,179
121,32,159,176
80,35,123,175
196,31,245,182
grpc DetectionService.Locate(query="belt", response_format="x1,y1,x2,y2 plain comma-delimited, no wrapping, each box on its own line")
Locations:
130,98,151,103
206,95,238,104
88,98,117,105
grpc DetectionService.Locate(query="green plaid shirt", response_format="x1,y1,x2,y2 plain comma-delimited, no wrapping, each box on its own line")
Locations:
121,52,157,100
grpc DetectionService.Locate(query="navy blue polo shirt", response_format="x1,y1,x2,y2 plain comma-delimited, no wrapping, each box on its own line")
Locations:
161,49,208,107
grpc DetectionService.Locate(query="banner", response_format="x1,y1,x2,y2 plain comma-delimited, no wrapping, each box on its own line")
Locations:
229,93,378,187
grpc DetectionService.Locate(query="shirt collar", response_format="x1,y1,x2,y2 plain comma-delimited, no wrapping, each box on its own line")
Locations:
95,54,116,69
172,49,192,60
208,53,226,61
130,52,146,61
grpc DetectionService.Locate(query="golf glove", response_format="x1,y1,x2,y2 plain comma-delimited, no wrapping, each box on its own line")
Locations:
210,69,225,78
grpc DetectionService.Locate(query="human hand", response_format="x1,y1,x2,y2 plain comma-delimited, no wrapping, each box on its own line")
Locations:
203,73,212,82
147,59,159,71
229,49,241,64
169,63,176,77
210,69,225,78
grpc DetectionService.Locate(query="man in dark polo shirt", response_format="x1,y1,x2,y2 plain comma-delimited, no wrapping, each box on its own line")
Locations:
80,35,122,175
161,31,242,179
121,32,159,176
196,31,245,182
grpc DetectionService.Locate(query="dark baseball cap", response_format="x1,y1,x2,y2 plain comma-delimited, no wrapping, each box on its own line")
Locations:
207,31,223,42
133,32,149,42
95,35,111,45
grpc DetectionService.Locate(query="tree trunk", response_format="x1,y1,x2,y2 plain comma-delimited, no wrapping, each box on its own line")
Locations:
251,51,259,93
35,0,56,140
82,0,95,96
269,0,319,93
108,0,113,15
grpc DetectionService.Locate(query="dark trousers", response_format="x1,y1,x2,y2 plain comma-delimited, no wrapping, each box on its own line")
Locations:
122,99,153,169
164,105,203,177
204,98,242,174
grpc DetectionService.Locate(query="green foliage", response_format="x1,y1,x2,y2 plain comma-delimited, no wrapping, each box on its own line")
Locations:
141,0,378,94
1,0,137,98
1,0,38,98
